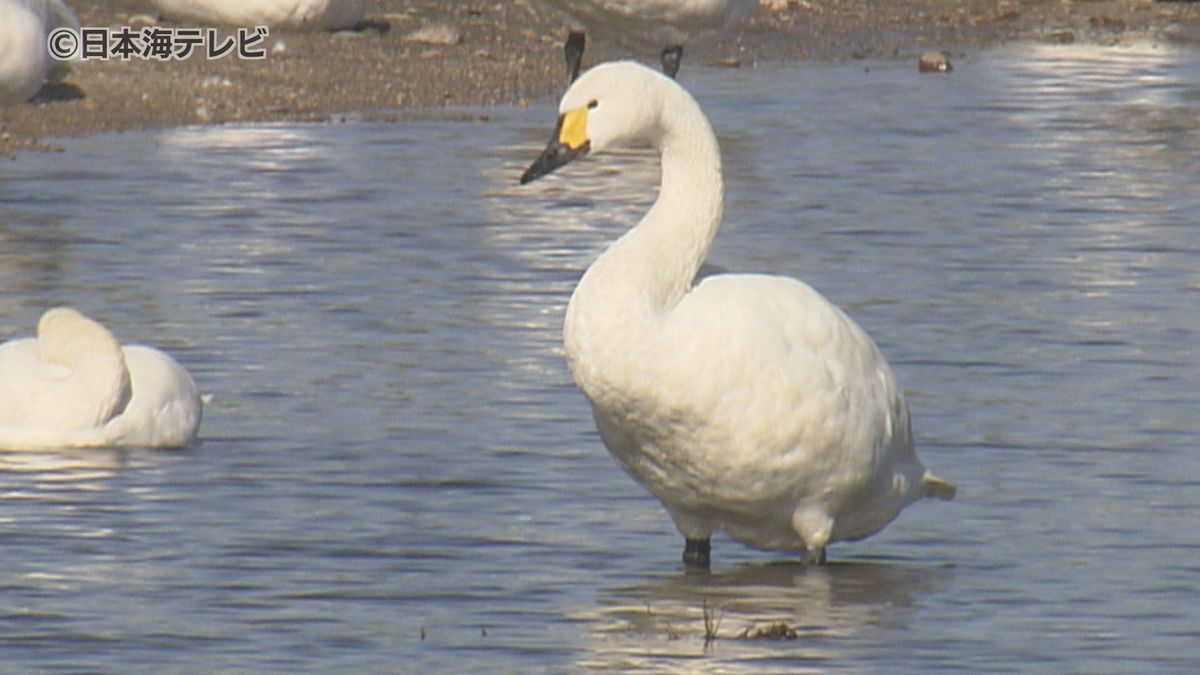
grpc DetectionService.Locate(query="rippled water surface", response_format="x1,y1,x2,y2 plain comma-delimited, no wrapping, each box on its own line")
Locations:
2,43,1198,671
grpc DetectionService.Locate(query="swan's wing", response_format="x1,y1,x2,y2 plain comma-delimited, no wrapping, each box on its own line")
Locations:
101,345,202,448
650,274,910,480
0,309,131,436
0,337,120,449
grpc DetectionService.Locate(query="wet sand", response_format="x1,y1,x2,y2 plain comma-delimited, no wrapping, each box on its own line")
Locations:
2,0,1198,156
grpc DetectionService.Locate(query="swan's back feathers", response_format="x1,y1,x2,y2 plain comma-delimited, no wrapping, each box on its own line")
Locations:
1,307,134,431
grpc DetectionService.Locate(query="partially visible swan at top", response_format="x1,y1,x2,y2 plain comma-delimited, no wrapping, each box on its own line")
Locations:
0,0,78,106
0,307,203,451
520,62,956,567
151,0,365,31
529,0,756,81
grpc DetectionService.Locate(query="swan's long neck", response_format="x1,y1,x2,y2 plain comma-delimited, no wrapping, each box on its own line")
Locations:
564,88,723,382
576,93,723,313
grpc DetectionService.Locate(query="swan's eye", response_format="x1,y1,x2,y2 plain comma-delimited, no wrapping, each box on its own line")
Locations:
587,99,598,110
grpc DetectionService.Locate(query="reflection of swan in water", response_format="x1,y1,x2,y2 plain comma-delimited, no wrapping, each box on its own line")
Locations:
0,445,160,478
572,560,952,670
0,307,203,450
520,62,955,567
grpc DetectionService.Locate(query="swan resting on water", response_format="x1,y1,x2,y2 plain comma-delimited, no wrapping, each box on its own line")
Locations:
529,0,756,80
520,61,956,566
0,307,203,451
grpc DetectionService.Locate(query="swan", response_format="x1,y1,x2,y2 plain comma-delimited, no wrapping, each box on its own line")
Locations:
0,307,203,450
520,62,956,566
0,0,78,106
151,0,365,31
529,0,755,81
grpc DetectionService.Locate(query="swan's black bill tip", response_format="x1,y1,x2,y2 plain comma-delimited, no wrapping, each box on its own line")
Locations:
518,140,589,185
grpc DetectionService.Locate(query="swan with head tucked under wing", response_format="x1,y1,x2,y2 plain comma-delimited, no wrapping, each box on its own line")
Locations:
521,61,956,567
0,307,203,451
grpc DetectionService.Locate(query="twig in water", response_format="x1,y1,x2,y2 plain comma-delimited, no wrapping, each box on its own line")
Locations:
737,621,799,640
702,597,724,649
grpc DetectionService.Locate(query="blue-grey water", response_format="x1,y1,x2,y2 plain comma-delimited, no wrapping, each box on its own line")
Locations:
1,43,1198,672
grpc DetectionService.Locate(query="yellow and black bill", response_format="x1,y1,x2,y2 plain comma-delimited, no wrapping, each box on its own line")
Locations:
519,107,591,185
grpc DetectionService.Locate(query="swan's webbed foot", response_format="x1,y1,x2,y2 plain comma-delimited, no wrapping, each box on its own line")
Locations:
565,31,586,83
683,537,711,568
660,46,683,79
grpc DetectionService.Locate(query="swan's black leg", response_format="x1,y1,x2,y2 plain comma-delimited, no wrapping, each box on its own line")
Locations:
565,31,586,83
661,45,683,78
803,547,828,566
683,537,711,568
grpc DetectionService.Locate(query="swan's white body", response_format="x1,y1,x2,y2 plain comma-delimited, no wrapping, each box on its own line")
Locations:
151,0,364,31
522,62,955,563
0,308,203,450
0,0,77,106
531,0,755,50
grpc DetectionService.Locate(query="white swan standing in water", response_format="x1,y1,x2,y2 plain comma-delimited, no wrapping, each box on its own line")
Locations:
0,0,78,106
151,0,365,31
529,0,755,81
520,62,956,566
0,308,203,450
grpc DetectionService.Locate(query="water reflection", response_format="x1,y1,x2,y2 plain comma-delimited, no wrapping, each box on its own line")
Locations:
997,42,1199,176
482,139,661,274
574,561,951,672
0,223,72,319
988,42,1200,296
0,448,185,602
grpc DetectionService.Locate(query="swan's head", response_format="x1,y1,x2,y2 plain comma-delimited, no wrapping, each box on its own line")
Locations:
520,61,678,185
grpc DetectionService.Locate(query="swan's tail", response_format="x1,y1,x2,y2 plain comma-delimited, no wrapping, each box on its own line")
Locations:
922,473,957,500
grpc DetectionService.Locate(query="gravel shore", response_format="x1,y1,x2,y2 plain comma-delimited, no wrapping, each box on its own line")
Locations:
2,0,1198,156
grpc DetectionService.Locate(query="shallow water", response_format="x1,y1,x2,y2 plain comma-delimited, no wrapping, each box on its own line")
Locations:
1,43,1199,671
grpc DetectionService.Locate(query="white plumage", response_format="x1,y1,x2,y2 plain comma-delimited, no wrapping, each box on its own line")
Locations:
0,0,77,106
532,0,754,50
0,308,203,450
521,62,955,565
529,0,755,79
151,0,365,31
